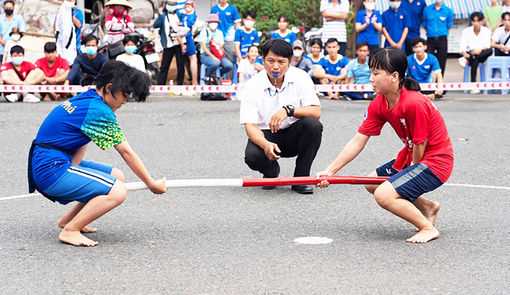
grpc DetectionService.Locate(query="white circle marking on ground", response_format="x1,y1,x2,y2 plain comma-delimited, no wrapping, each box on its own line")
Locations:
294,236,333,245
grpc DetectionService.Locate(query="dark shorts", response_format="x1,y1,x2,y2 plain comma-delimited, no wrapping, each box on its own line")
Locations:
376,159,443,202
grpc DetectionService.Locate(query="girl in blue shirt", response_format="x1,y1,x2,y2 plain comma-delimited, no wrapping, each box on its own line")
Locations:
270,14,297,45
355,0,382,53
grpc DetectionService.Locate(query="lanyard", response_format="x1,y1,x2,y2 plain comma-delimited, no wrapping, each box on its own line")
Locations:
267,72,286,96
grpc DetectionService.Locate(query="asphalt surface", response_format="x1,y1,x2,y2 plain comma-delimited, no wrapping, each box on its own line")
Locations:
1,95,509,294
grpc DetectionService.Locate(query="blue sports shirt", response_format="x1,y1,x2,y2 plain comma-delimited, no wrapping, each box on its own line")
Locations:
234,28,260,56
406,53,441,83
346,57,371,84
382,7,410,51
318,55,350,76
355,9,382,46
401,0,426,39
271,31,297,45
210,4,241,40
423,3,454,38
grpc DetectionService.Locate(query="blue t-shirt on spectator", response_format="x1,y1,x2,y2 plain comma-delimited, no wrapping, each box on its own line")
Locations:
303,54,322,65
318,55,349,76
73,8,84,52
401,0,425,40
406,53,441,83
346,57,371,84
423,3,454,38
210,4,241,41
0,14,25,53
271,31,297,45
234,28,260,56
355,9,382,46
382,7,410,51
255,56,263,65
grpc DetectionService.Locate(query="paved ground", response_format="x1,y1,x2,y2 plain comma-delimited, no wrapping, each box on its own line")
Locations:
1,92,509,294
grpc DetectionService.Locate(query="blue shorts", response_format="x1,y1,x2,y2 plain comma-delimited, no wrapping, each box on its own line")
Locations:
376,159,443,203
185,34,196,56
43,160,116,205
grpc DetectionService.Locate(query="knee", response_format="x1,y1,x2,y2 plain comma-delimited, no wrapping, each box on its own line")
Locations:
109,181,127,205
111,167,125,183
244,148,267,168
300,117,323,135
373,189,392,209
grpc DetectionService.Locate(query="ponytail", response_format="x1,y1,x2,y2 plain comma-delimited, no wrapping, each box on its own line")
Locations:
401,77,421,91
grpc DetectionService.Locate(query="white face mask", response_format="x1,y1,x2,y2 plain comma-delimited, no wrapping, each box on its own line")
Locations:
64,1,75,7
389,1,401,9
364,2,375,10
244,20,255,29
208,23,218,30
293,49,303,57
11,34,20,41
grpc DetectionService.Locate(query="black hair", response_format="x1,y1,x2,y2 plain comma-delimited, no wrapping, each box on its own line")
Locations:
411,37,427,47
470,11,484,21
277,14,288,23
95,61,151,102
502,12,510,19
44,42,57,53
83,34,98,46
10,45,24,55
122,35,138,45
325,38,339,46
242,10,256,19
3,1,14,7
356,41,369,50
247,44,259,53
309,38,323,49
262,39,292,60
369,47,421,91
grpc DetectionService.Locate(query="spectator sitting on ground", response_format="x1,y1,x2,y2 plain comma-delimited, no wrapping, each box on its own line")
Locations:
491,12,510,56
459,12,492,93
1,45,44,103
116,35,146,72
484,0,502,32
199,13,233,79
382,0,410,52
313,38,349,100
271,14,297,45
344,42,374,100
303,38,323,66
35,42,71,101
64,34,109,85
291,40,314,78
0,0,26,63
237,45,263,84
3,27,24,63
355,0,382,53
234,10,259,63
406,37,443,100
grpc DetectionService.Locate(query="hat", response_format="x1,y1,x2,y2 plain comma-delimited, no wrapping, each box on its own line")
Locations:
292,40,303,49
185,0,195,8
207,13,221,23
105,0,133,9
9,27,23,37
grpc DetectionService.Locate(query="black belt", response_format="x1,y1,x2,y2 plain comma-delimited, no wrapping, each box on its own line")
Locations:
27,140,72,202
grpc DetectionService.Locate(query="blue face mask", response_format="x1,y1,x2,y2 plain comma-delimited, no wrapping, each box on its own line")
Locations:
166,5,177,12
85,46,97,56
11,56,23,65
124,45,137,54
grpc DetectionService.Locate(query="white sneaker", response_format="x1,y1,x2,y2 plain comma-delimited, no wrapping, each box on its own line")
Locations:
5,93,19,102
23,93,40,103
470,88,480,94
458,57,467,68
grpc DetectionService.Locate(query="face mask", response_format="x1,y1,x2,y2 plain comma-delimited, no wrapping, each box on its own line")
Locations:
208,23,218,30
11,34,20,41
244,20,255,29
85,46,97,56
166,5,177,12
64,1,74,7
4,9,13,15
293,49,303,57
389,1,401,9
124,45,137,54
364,2,375,10
11,56,23,65
112,6,126,16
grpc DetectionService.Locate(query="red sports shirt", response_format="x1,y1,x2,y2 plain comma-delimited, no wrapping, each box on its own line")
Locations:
35,56,70,78
0,61,36,80
358,87,454,182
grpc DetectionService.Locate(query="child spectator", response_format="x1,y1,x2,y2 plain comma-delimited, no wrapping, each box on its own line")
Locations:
344,42,374,100
355,0,382,53
291,40,314,78
484,0,503,32
313,38,350,100
0,0,25,63
116,35,146,72
382,0,409,52
401,0,426,56
65,35,109,85
2,27,23,63
35,42,71,101
234,10,259,62
407,37,443,100
491,12,510,56
320,0,349,56
177,0,199,85
237,45,262,83
271,14,297,45
199,13,233,78
1,45,43,103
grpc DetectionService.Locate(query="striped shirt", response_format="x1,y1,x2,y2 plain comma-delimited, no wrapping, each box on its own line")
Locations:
320,0,349,43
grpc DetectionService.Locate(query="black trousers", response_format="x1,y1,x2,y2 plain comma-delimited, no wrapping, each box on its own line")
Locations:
158,45,185,85
404,38,414,57
426,35,448,76
467,49,492,82
244,117,323,178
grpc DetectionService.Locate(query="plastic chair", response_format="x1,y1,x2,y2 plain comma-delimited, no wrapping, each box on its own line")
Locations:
484,56,509,95
200,64,221,85
463,61,485,93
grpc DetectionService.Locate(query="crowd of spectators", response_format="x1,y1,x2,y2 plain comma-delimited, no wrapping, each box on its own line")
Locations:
2,0,510,102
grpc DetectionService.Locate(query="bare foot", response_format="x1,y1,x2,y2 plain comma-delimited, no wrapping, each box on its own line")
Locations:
415,201,440,231
58,229,98,247
58,221,97,233
406,227,439,244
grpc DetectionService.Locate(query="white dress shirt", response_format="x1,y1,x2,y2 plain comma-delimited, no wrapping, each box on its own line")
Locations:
240,66,320,130
459,26,491,52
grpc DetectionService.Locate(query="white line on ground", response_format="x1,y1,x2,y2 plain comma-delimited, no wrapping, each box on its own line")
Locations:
1,182,509,202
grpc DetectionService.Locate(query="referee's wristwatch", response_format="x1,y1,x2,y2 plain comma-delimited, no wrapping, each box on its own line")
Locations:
284,105,295,117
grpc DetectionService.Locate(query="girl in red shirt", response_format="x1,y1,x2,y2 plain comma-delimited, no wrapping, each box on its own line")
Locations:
317,47,453,244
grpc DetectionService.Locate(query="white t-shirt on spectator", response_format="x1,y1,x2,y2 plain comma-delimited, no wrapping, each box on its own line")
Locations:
459,26,491,52
237,58,258,82
492,26,510,54
239,66,320,130
116,53,146,72
320,0,349,44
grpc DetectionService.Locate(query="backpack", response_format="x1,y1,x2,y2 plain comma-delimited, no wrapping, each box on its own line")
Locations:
200,76,227,101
